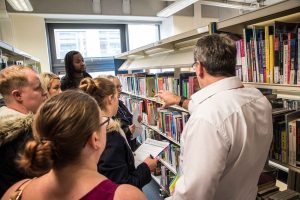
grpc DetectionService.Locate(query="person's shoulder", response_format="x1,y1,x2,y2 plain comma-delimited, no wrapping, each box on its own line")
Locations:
60,75,67,80
83,71,92,78
1,179,31,200
106,130,126,144
114,184,146,200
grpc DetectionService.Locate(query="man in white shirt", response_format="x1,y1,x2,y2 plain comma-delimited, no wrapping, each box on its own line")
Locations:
157,34,273,200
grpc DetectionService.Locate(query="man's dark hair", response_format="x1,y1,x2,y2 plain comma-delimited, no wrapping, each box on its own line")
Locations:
194,34,236,77
64,50,80,78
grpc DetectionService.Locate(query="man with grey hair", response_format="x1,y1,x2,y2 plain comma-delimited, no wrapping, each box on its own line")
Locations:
0,65,47,196
157,34,272,199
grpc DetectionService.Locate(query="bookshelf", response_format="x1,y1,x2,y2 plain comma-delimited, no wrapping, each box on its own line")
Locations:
0,40,41,73
151,174,170,196
141,122,181,147
115,0,300,195
121,91,188,113
158,158,177,174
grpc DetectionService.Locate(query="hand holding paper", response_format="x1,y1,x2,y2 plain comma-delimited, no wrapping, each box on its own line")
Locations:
134,138,169,167
143,156,158,172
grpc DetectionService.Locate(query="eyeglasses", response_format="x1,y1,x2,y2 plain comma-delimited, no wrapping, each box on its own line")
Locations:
83,117,110,147
192,61,199,69
100,117,110,128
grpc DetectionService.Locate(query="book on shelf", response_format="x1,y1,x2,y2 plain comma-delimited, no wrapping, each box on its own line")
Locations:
119,72,200,100
160,165,176,194
237,21,300,85
160,144,180,173
157,109,187,143
169,175,179,194
257,185,280,199
270,109,294,164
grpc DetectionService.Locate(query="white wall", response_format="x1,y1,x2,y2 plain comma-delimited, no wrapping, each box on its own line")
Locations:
193,3,218,28
173,16,194,35
9,14,50,72
160,15,194,40
160,16,173,40
160,4,218,39
160,2,240,39
0,16,14,45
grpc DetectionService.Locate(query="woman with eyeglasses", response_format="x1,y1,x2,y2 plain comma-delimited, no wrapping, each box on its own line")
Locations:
79,77,157,190
1,91,146,200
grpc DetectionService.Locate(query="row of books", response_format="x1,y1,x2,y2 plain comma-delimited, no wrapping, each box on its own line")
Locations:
283,100,300,111
237,21,300,84
119,95,143,115
157,109,189,143
121,93,190,144
160,166,176,194
118,72,200,99
160,144,180,173
142,126,180,172
141,126,178,195
270,109,300,167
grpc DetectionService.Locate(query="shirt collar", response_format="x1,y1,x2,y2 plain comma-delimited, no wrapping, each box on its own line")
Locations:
191,76,243,105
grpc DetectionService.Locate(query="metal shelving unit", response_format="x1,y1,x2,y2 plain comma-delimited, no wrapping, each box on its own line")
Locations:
115,0,300,195
0,41,40,62
0,40,41,73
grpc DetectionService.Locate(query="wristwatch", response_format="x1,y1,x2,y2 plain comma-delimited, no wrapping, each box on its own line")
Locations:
178,96,187,107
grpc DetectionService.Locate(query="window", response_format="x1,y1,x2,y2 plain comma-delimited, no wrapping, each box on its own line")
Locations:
47,24,126,75
128,24,160,50
53,29,122,59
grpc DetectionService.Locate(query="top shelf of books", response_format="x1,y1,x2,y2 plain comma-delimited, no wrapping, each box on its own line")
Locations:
116,0,300,72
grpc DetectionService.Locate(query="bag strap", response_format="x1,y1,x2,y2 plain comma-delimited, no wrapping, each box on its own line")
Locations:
10,179,34,200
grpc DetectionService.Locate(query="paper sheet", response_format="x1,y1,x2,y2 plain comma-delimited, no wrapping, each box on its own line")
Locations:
134,138,169,166
132,108,143,139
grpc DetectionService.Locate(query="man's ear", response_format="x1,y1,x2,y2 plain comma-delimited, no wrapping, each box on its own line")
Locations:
196,62,205,78
11,89,22,103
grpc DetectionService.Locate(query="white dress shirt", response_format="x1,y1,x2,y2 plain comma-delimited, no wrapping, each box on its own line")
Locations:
172,77,273,200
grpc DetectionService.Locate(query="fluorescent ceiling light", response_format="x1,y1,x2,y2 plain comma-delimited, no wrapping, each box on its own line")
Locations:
157,0,198,17
6,0,33,12
198,0,258,10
